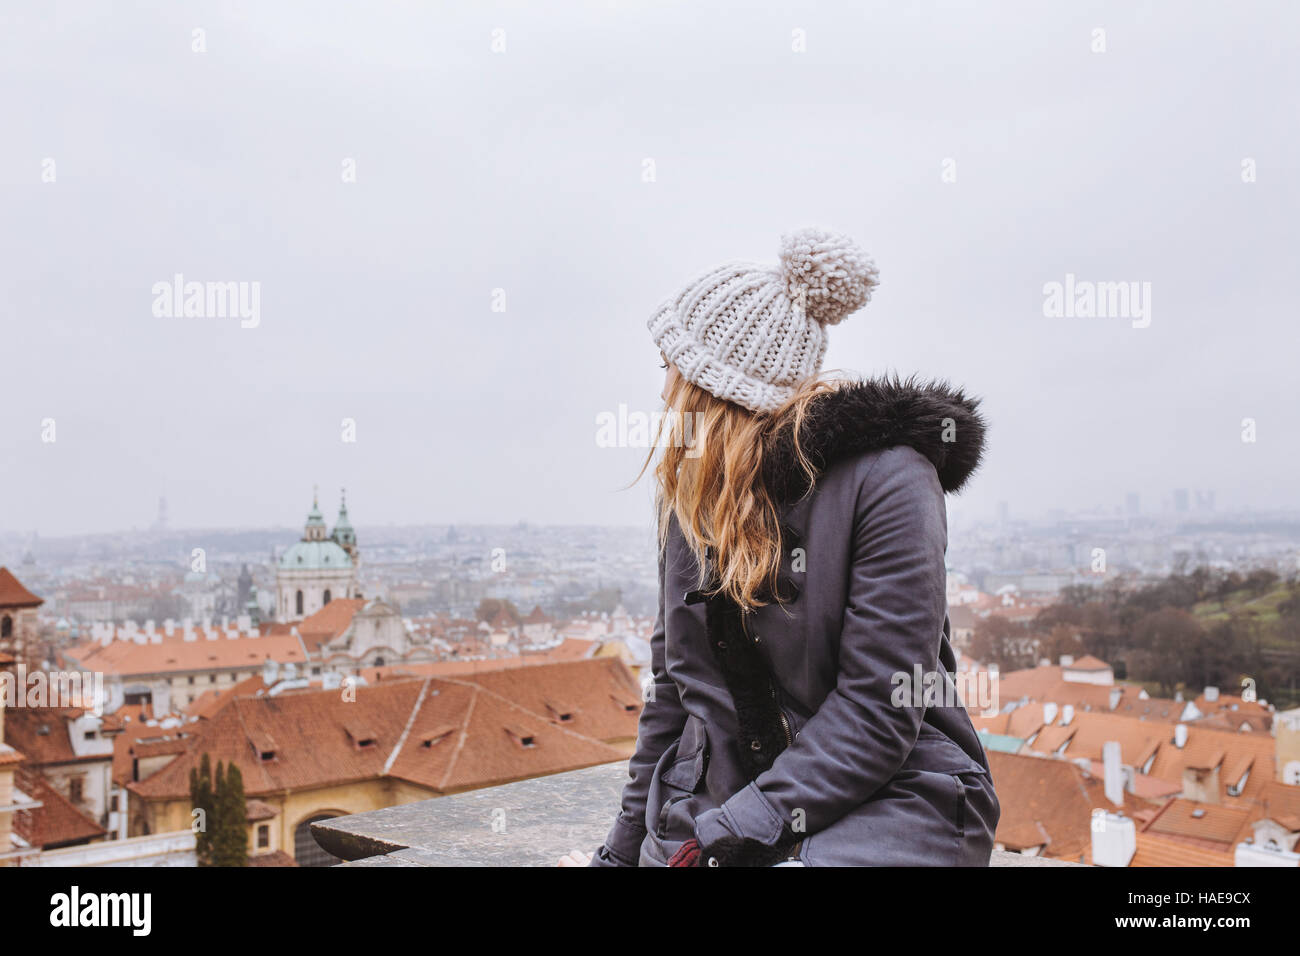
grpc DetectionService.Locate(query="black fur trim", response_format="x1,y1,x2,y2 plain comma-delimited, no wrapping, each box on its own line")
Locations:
700,833,798,867
762,376,987,500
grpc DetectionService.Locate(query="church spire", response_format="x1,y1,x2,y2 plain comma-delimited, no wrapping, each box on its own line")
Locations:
332,488,357,560
304,487,327,541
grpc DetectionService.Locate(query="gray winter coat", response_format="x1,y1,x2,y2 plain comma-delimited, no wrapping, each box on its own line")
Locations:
591,379,1000,866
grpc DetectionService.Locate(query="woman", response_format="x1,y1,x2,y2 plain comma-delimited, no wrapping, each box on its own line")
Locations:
563,228,999,867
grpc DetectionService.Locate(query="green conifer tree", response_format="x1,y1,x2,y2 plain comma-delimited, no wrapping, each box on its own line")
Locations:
189,753,215,867
216,762,249,867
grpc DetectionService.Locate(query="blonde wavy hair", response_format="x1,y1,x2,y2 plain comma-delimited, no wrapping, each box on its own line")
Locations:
641,371,835,611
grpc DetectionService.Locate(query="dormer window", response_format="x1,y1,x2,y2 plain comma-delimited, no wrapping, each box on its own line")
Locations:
251,731,278,762
545,702,575,723
345,721,378,751
1227,768,1251,797
505,725,537,749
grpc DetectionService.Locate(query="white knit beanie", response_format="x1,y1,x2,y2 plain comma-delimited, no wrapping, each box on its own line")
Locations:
647,227,879,415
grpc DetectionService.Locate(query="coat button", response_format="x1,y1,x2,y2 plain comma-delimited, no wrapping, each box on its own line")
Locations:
750,739,762,751
717,640,727,649
707,857,720,867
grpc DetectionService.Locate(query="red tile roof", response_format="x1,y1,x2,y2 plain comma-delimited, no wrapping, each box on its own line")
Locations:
2,708,98,766
0,568,43,609
297,599,367,652
988,751,1155,862
245,799,279,822
64,631,307,677
11,766,106,848
127,659,639,801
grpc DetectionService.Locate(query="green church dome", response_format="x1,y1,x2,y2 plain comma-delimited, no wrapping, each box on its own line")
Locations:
279,539,353,571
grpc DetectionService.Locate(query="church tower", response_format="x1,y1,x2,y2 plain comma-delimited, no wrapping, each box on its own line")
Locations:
331,489,358,563
275,488,356,622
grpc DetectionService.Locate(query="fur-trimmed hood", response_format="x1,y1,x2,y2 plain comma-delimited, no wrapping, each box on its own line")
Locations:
762,376,987,500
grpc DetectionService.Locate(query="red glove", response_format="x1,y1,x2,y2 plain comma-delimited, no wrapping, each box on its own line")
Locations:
667,839,702,867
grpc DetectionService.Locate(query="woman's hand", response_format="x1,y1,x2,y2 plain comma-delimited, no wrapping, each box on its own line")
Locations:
557,849,593,867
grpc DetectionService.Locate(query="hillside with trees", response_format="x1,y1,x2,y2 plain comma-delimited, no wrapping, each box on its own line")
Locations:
970,568,1300,709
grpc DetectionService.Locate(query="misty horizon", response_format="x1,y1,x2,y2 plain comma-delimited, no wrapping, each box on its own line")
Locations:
4,1,1298,537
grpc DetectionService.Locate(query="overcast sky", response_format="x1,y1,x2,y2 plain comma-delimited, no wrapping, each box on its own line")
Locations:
2,0,1297,537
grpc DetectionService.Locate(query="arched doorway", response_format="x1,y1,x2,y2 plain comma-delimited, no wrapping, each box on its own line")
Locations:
294,813,344,867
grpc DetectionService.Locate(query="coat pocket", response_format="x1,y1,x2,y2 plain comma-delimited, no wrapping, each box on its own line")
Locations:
660,715,709,791
905,729,985,775
655,716,710,838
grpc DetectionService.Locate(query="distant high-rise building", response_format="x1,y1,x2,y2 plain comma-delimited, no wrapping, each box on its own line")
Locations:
997,501,1010,524
1125,492,1140,517
153,496,169,531
1173,489,1190,513
1195,489,1216,512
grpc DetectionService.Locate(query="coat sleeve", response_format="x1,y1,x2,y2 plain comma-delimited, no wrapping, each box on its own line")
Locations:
693,447,949,857
589,541,690,866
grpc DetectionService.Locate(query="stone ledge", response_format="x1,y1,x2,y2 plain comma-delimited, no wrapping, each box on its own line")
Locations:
311,761,1081,866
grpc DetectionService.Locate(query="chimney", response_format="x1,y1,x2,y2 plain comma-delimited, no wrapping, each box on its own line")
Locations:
144,619,155,635
163,619,175,636
1109,687,1122,710
1174,724,1188,748
1042,702,1059,725
1059,655,1074,667
1204,686,1219,703
1103,740,1124,807
1091,811,1136,867
1038,658,1050,668
1062,704,1075,726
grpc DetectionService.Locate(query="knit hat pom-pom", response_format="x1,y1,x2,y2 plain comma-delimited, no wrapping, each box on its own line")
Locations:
778,227,879,326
